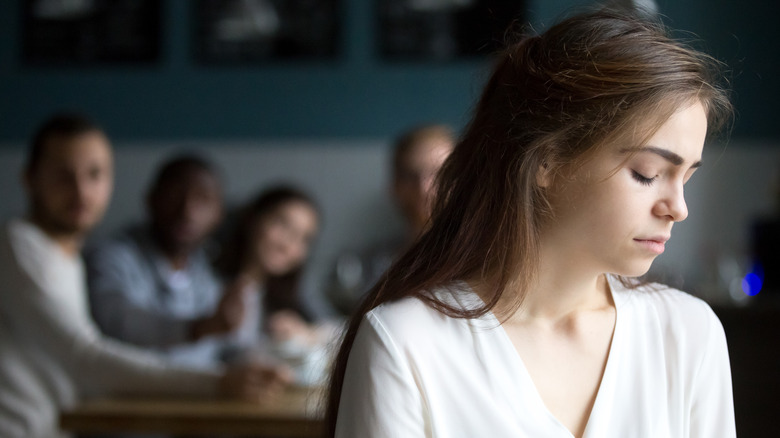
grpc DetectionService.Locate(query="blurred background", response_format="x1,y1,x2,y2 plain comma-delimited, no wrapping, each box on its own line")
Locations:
1,0,779,435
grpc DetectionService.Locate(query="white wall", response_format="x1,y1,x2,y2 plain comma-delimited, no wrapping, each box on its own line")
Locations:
1,140,777,310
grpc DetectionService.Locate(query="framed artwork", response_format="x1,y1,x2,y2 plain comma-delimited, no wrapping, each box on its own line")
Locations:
194,0,341,63
22,0,161,65
378,0,527,61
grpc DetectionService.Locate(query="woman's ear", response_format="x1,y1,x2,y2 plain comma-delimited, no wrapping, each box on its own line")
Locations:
536,161,553,188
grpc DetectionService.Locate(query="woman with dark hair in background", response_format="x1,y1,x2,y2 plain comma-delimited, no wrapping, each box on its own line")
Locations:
218,186,336,384
327,9,734,438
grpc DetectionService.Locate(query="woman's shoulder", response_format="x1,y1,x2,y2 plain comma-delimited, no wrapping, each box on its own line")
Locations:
611,277,732,396
366,293,452,333
362,283,479,346
612,276,723,336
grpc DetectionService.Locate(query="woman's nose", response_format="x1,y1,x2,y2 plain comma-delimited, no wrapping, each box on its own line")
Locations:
653,183,688,222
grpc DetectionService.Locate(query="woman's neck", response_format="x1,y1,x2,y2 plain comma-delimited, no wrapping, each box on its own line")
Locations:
239,263,267,285
488,246,613,325
510,272,611,323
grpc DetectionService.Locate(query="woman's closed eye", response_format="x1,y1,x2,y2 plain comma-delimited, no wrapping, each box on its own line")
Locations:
631,170,656,186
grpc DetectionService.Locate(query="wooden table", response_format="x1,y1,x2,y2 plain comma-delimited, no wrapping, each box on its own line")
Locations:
59,386,324,437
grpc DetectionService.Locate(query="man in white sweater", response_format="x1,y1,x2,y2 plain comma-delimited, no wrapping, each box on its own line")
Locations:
0,114,291,438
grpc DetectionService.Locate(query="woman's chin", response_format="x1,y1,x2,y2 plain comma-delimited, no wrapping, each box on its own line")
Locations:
613,261,654,279
263,261,297,277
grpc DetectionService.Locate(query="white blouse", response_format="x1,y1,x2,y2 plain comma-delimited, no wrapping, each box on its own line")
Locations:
335,276,735,438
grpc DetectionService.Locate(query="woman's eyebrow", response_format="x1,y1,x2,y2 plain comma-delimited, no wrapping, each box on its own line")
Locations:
622,146,703,168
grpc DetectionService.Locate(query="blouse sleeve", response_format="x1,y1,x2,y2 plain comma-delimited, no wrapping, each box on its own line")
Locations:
335,313,428,438
688,307,736,438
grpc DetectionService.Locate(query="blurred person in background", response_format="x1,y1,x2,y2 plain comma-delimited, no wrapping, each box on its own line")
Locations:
216,186,338,385
328,124,455,314
85,155,248,369
0,113,290,438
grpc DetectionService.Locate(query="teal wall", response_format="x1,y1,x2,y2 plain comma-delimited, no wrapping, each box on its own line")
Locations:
658,0,779,142
1,0,776,143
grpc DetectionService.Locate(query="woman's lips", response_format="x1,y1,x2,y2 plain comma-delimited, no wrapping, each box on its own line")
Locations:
634,237,669,255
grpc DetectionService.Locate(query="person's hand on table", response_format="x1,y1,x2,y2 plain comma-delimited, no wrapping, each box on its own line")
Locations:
219,363,293,403
191,275,254,340
268,309,317,345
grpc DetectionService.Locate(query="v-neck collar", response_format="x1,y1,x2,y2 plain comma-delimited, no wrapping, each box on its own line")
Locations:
456,275,630,438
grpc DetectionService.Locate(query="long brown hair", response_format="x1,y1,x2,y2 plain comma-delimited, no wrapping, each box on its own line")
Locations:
325,8,731,434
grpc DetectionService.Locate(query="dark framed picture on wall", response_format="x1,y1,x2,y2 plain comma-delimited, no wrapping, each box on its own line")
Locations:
21,0,161,65
379,0,526,61
194,0,341,63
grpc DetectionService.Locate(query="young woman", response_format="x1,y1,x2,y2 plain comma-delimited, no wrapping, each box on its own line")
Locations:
326,9,734,438
218,186,335,382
